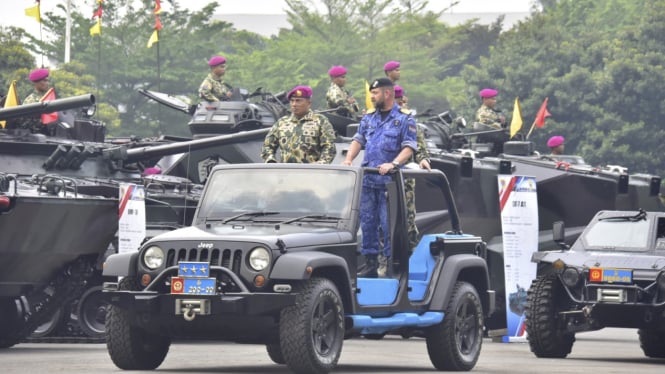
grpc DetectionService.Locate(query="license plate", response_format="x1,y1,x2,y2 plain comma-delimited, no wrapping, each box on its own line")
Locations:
171,276,216,295
589,268,632,284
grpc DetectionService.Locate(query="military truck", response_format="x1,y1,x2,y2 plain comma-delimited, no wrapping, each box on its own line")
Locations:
102,164,495,373
525,210,665,359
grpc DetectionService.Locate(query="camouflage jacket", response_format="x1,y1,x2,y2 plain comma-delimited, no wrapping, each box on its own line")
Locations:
475,104,505,129
22,91,45,105
261,110,337,164
198,73,231,102
326,83,358,117
19,91,47,132
414,126,429,163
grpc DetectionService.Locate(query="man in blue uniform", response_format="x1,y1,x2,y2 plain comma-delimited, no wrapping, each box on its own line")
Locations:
343,78,417,278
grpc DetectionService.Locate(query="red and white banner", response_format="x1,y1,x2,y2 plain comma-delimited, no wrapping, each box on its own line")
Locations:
118,183,146,253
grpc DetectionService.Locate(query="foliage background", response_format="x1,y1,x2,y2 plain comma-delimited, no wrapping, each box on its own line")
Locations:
1,0,664,178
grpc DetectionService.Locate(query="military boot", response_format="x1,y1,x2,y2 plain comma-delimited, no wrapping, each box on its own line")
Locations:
357,255,378,278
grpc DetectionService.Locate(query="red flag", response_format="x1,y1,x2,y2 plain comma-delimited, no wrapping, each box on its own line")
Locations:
154,16,162,31
534,97,551,128
92,4,102,19
154,0,162,14
40,88,59,124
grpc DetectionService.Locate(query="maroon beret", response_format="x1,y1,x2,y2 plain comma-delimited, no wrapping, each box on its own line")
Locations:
287,85,312,99
384,60,400,71
208,55,226,67
328,65,347,78
479,88,498,98
28,68,49,82
394,85,404,98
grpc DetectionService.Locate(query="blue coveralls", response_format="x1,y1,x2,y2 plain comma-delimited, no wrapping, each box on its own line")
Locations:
352,104,417,258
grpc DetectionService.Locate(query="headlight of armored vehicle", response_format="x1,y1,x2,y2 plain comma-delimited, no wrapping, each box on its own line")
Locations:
143,246,165,269
248,247,270,271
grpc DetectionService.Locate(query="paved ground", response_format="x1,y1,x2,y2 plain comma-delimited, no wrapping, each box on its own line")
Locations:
1,328,664,373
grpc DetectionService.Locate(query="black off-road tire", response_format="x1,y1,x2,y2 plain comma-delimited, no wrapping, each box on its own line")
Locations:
106,277,171,370
425,281,483,371
525,274,575,358
638,328,665,358
0,298,21,349
279,277,345,374
77,285,108,338
266,343,286,364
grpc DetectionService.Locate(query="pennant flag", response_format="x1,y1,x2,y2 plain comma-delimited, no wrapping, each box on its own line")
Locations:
154,16,163,31
154,0,162,14
364,80,373,111
534,97,551,128
0,81,20,129
40,88,59,124
25,3,41,23
90,19,101,36
509,97,523,138
147,30,159,48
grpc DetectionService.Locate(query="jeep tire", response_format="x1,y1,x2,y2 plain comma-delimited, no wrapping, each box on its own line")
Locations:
426,281,483,371
638,328,665,358
525,274,575,358
106,277,171,370
279,277,344,374
266,343,286,364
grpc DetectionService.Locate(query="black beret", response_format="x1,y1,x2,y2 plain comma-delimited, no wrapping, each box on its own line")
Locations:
370,77,393,89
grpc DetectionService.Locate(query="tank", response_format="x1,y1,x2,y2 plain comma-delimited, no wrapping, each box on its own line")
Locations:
0,94,281,345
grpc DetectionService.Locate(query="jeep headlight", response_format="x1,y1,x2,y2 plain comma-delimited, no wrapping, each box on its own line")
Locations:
248,247,270,271
143,246,165,269
561,267,581,287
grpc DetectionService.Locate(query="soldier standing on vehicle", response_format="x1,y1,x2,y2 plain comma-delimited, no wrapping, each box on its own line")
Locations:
547,135,565,155
23,68,50,104
343,78,417,278
384,60,401,83
326,65,358,118
475,88,506,129
261,85,337,164
198,55,233,102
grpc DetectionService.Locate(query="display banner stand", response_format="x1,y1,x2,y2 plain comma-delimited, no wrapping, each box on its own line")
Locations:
118,183,146,254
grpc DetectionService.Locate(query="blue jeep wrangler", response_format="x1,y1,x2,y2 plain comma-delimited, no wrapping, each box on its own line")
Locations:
103,164,495,373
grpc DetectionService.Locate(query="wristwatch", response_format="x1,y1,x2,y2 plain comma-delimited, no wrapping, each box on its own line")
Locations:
391,160,400,167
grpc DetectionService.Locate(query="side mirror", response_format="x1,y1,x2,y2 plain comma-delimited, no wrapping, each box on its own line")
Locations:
552,221,569,249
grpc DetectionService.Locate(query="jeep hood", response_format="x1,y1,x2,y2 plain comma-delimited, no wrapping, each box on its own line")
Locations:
148,224,354,249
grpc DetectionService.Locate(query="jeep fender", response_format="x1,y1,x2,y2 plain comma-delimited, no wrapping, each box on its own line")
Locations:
429,254,492,314
270,251,350,280
102,251,139,277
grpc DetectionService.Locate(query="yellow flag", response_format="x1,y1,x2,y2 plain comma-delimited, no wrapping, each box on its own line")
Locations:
90,19,101,36
147,30,159,48
364,80,373,111
25,4,41,23
1,81,20,129
509,97,523,139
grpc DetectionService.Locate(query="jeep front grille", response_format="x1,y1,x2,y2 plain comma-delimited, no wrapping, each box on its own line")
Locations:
166,248,243,275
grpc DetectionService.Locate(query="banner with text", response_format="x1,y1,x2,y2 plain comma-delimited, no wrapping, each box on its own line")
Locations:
118,183,146,253
497,175,539,342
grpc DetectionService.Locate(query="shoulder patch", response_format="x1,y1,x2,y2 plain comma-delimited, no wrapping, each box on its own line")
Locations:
366,108,376,114
400,107,412,114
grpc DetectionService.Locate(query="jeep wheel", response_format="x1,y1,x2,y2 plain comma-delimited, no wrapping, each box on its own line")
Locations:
525,274,575,358
106,277,171,370
0,298,21,349
266,343,286,364
279,277,345,374
426,281,483,371
638,328,665,358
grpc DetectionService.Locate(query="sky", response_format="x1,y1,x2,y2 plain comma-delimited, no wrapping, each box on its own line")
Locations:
3,0,535,40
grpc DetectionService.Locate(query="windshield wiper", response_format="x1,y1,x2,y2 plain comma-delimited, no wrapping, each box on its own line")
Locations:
278,214,343,225
208,211,280,224
598,209,647,222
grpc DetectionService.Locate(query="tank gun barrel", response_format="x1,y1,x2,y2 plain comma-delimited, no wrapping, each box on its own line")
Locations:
104,128,270,163
0,94,95,121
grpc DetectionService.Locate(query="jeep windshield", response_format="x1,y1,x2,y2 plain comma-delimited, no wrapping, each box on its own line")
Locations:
198,167,356,223
582,215,650,251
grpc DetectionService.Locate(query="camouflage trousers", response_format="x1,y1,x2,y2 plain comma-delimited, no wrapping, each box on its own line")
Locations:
405,178,418,252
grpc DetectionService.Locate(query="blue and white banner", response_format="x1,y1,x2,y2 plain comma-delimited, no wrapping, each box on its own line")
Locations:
497,175,538,342
118,183,146,254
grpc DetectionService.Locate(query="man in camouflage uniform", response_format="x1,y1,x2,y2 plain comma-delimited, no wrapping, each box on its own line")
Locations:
326,65,358,118
20,68,52,133
261,85,336,164
475,88,506,129
198,55,232,102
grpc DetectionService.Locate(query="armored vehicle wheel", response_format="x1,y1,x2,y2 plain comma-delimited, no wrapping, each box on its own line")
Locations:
266,343,286,364
425,281,483,371
638,328,665,358
31,307,64,338
106,277,171,370
525,274,575,358
279,277,344,374
77,286,108,338
0,298,21,348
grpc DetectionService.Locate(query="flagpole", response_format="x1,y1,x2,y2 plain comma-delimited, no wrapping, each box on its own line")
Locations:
65,0,71,63
525,121,537,139
156,31,162,134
